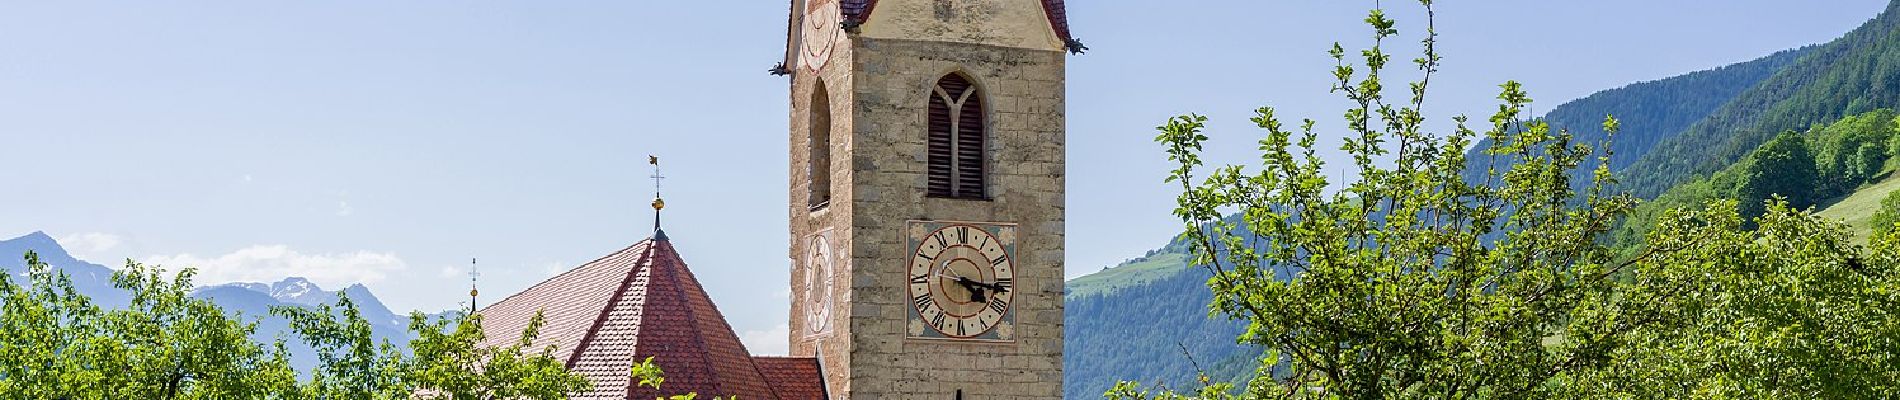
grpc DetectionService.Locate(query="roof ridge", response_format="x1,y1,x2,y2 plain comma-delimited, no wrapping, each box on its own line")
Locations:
840,0,1071,42
644,240,782,400
477,233,822,399
476,239,655,315
784,0,1080,68
647,242,721,398
566,240,659,368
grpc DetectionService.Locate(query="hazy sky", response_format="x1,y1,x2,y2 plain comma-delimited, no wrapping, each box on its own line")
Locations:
1,1,1888,355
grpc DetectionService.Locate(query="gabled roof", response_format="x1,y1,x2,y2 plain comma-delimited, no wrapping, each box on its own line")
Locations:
479,231,819,399
838,0,1074,44
778,0,1081,70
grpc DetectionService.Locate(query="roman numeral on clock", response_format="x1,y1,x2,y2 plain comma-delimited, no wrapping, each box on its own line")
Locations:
988,298,1008,314
955,226,970,243
910,274,930,285
990,254,1010,266
913,293,935,310
930,312,946,328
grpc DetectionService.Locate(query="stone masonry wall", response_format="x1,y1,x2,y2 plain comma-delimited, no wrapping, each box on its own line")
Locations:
844,36,1066,400
788,24,858,398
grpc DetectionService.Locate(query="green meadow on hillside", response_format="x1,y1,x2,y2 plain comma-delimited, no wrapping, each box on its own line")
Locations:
1817,169,1900,242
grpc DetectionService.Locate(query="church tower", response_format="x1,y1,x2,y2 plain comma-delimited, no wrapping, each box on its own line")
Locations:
783,1,1077,398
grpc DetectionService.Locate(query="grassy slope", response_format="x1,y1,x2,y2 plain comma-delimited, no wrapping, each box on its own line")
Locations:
1816,170,1900,242
1064,252,1192,299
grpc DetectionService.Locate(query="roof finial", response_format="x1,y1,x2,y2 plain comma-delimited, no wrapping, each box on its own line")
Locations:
649,155,665,233
468,257,479,313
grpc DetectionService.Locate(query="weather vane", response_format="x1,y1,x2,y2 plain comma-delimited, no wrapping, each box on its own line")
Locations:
468,257,479,313
650,155,665,232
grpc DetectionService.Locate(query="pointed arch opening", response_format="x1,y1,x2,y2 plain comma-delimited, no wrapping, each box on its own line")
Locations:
809,79,834,210
927,73,987,200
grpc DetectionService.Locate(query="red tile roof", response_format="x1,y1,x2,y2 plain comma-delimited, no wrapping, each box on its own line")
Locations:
840,0,877,26
778,0,1079,63
753,357,828,400
1040,0,1074,44
478,231,822,399
839,0,1073,43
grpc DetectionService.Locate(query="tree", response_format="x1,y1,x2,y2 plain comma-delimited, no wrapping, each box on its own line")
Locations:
403,311,591,399
1810,109,1895,195
273,294,410,398
1554,200,1900,398
0,252,299,399
1737,130,1819,220
0,251,593,399
1870,188,1900,235
271,284,592,400
1126,1,1900,398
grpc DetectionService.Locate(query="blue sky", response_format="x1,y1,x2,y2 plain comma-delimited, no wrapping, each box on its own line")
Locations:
1,0,1887,354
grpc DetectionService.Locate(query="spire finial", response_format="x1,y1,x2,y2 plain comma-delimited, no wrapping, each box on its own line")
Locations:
649,155,665,232
468,257,479,313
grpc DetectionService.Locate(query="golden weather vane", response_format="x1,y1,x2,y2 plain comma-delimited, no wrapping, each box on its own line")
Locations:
650,155,665,232
468,257,479,313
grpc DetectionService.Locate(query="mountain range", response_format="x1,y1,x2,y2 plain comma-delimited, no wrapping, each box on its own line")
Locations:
0,231,414,374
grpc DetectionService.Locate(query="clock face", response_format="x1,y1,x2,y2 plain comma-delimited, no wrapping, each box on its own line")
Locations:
803,233,836,335
799,0,843,72
906,222,1017,340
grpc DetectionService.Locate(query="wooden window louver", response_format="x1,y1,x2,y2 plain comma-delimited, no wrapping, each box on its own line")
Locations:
809,80,833,210
927,74,986,200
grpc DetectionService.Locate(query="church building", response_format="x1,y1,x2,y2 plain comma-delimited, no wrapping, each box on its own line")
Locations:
477,1,1075,398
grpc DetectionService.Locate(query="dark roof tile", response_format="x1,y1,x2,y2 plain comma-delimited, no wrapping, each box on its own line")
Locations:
786,0,1076,59
754,357,827,400
839,0,1072,42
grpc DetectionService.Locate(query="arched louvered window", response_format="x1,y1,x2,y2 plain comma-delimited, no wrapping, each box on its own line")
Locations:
927,73,986,200
809,80,833,210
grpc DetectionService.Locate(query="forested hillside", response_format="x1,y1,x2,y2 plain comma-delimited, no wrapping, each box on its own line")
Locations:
1615,109,1900,248
1063,245,1256,399
1461,46,1811,184
1620,1,1900,198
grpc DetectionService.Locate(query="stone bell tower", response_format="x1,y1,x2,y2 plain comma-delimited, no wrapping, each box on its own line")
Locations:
781,0,1079,399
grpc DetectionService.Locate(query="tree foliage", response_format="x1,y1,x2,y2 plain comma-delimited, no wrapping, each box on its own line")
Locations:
1612,108,1900,249
1122,1,1900,398
403,312,591,399
0,251,593,399
1556,200,1900,398
1812,109,1896,193
0,253,298,398
1737,131,1819,220
1871,189,1900,235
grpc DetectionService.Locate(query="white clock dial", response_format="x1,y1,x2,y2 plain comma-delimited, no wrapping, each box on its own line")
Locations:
800,0,843,72
803,233,836,335
907,223,1015,339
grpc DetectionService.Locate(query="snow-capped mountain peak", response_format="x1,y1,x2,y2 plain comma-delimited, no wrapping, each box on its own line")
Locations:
268,277,330,305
